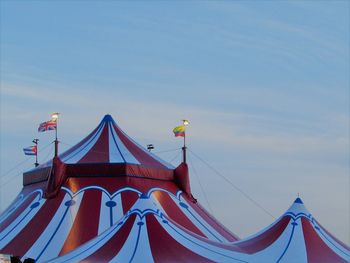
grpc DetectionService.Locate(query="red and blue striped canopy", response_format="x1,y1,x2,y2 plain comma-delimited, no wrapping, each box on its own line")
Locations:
38,114,173,169
23,115,175,185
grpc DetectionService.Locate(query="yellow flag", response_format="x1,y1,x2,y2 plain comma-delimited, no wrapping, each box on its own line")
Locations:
173,125,186,137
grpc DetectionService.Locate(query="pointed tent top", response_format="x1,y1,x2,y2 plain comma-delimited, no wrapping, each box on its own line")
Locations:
26,114,174,174
285,196,309,216
59,114,173,168
234,197,350,262
102,114,113,122
234,197,311,247
294,197,303,204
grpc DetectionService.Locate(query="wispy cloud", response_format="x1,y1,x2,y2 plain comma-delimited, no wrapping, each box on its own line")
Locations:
1,82,348,159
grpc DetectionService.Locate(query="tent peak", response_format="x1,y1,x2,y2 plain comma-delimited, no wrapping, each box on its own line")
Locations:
23,113,175,185
285,196,309,217
101,114,115,122
294,197,303,204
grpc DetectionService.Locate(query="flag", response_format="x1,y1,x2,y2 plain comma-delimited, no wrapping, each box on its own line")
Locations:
38,120,57,132
23,145,37,156
173,125,186,137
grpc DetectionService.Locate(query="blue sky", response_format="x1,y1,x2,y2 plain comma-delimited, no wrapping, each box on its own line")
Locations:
0,1,349,243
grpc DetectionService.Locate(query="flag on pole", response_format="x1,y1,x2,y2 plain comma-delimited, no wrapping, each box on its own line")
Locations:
38,120,57,132
23,145,37,156
173,125,186,137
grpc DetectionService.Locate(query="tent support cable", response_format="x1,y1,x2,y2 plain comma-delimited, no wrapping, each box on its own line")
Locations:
188,148,275,219
188,153,214,215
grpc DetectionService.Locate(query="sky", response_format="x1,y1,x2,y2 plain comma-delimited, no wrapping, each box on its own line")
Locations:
0,1,349,243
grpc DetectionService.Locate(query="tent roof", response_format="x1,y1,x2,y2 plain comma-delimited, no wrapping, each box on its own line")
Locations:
33,114,174,170
1,115,349,262
23,115,175,185
0,177,240,262
234,197,350,262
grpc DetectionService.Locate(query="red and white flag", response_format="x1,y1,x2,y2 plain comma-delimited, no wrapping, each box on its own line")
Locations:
38,120,57,132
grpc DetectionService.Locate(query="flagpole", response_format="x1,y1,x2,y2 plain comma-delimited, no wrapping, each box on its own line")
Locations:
54,132,58,157
182,133,187,163
33,139,39,167
174,120,189,164
182,120,189,164
52,113,59,157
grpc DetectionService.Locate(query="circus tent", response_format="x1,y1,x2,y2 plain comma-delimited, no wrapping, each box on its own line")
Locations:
234,198,350,262
0,114,349,262
0,115,239,262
